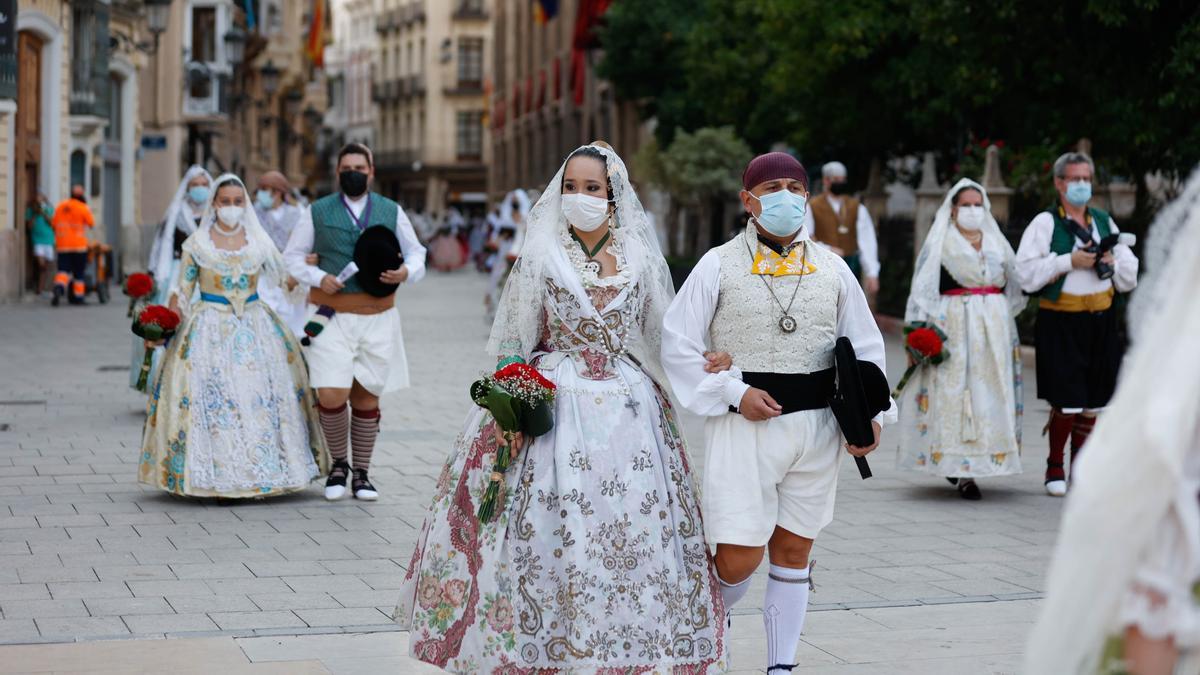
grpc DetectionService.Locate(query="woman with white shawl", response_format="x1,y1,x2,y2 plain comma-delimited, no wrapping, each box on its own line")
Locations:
895,179,1026,499
138,174,328,498
1026,170,1200,675
395,143,727,673
129,166,211,391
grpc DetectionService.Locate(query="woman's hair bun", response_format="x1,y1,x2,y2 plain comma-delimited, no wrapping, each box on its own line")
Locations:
590,140,613,151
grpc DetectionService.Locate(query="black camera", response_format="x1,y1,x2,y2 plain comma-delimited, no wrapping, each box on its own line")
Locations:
1080,232,1136,280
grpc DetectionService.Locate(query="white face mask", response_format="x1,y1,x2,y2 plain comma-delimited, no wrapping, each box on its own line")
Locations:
956,205,986,231
216,206,245,227
561,193,610,232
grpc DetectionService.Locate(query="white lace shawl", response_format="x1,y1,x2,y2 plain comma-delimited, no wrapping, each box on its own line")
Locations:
1025,168,1200,674
170,174,297,315
148,165,210,280
905,178,1025,323
486,144,675,387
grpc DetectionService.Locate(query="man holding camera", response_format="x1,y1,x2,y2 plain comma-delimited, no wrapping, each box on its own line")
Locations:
1016,152,1138,497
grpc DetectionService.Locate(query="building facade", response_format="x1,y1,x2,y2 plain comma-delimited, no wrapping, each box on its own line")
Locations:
489,0,645,199
370,0,490,217
0,0,152,300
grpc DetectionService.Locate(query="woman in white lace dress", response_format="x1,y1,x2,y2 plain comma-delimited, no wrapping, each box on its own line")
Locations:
138,174,327,498
896,179,1026,500
394,143,728,673
1025,169,1200,675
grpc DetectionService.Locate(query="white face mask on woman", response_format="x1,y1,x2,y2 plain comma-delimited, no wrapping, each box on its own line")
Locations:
561,193,611,232
216,206,245,227
956,205,986,231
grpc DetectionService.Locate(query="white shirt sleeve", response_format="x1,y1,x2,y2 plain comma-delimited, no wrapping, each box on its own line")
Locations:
1015,212,1074,294
1106,219,1139,293
394,207,427,283
660,251,750,416
856,203,880,278
833,257,897,425
283,206,327,288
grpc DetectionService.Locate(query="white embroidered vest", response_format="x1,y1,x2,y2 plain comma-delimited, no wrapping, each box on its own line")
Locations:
710,227,842,374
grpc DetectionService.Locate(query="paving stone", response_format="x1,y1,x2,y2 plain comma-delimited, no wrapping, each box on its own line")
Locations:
34,616,129,640
122,613,219,634
293,607,393,628
209,610,305,630
46,582,133,600
169,563,253,580
93,565,178,582
249,592,342,611
83,596,174,617
0,598,89,619
164,595,258,614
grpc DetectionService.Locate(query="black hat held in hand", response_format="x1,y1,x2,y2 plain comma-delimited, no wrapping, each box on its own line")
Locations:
354,226,405,297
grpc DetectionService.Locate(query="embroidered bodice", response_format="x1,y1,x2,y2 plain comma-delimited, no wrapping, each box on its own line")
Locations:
178,245,267,316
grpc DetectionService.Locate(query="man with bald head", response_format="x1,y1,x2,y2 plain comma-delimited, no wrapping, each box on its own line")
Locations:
804,161,881,299
662,152,895,673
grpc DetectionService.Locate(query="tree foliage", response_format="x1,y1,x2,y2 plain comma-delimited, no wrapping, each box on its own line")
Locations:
600,0,1200,188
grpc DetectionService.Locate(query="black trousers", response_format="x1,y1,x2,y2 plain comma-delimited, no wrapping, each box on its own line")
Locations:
1034,307,1124,410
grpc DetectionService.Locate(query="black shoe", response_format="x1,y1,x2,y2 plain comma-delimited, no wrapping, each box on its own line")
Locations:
945,477,959,486
324,460,350,501
352,468,379,501
768,665,797,674
52,288,62,306
957,479,982,500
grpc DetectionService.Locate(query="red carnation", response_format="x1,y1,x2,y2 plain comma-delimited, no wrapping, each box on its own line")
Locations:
906,327,943,358
125,273,153,298
495,362,556,391
131,304,182,392
995,140,1006,149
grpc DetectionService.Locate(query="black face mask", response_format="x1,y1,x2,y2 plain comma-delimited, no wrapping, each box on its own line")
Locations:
828,182,851,196
339,170,369,197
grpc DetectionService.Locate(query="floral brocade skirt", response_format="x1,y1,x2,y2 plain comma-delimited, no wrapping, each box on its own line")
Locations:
138,301,328,498
394,354,727,674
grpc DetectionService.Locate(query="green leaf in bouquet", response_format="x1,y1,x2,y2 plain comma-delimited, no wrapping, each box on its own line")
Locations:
141,325,165,341
474,383,519,431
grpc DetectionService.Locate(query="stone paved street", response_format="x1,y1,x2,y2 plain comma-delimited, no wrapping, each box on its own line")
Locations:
0,270,1063,671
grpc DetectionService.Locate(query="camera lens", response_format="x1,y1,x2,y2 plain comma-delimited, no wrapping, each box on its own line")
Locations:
1094,259,1114,280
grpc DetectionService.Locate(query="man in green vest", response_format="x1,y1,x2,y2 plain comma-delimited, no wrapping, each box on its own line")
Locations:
1015,151,1138,497
284,143,427,502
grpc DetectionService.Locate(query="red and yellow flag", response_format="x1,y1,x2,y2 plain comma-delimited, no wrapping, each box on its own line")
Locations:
306,0,325,67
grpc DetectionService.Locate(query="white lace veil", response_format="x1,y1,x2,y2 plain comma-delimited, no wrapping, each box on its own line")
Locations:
148,165,211,281
486,144,675,384
905,178,1025,323
170,174,291,310
1024,168,1200,674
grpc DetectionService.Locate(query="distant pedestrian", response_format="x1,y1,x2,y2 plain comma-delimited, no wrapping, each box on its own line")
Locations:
25,193,55,296
254,170,307,335
804,161,881,299
1015,152,1138,496
896,179,1026,499
50,185,95,305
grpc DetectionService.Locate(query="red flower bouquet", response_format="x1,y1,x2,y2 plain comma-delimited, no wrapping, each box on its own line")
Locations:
891,322,950,398
131,304,181,392
469,362,557,523
122,273,156,317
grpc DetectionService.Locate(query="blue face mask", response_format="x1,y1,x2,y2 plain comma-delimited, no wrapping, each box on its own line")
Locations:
751,189,808,237
256,189,276,210
187,186,210,205
1065,181,1092,207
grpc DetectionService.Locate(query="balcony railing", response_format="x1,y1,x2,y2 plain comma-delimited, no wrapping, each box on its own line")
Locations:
452,2,488,20
444,79,483,96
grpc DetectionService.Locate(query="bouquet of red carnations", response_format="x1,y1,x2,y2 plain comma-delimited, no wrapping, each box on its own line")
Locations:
470,362,557,523
122,273,155,317
891,322,950,398
131,304,181,392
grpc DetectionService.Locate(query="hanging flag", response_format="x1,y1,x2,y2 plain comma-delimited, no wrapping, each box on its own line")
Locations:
552,57,561,100
533,0,559,25
305,0,325,67
570,0,610,105
243,0,257,30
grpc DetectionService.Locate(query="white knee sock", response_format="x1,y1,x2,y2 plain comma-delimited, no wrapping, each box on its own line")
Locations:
764,563,812,673
718,574,752,618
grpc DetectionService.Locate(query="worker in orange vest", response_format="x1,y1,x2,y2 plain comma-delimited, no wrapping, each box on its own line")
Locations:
51,185,96,305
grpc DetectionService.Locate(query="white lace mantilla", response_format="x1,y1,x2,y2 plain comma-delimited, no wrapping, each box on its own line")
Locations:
710,230,841,373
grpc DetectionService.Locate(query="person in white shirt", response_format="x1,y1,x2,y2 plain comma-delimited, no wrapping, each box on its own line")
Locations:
1014,152,1138,497
662,152,896,675
283,143,427,502
804,161,881,298
253,170,306,335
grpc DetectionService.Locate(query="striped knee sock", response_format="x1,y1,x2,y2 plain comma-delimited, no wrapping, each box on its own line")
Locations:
351,407,381,472
317,403,349,464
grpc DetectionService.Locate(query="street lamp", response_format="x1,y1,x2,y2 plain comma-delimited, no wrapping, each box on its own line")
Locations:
145,0,173,37
260,60,280,97
303,105,322,129
223,27,246,67
284,89,304,119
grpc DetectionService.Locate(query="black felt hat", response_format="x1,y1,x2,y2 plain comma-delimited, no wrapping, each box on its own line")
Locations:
353,225,405,297
828,337,891,479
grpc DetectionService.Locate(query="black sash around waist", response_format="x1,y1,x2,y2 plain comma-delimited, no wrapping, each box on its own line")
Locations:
729,369,836,415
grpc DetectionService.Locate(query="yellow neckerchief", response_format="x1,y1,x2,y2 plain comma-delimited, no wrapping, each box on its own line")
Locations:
751,239,818,277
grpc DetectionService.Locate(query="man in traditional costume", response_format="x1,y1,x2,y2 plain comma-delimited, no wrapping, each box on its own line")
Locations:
1015,152,1138,497
253,170,306,335
662,152,895,674
284,143,427,501
803,161,881,297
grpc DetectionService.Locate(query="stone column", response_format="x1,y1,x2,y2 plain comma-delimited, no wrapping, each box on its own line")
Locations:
914,152,944,257
981,145,1014,227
